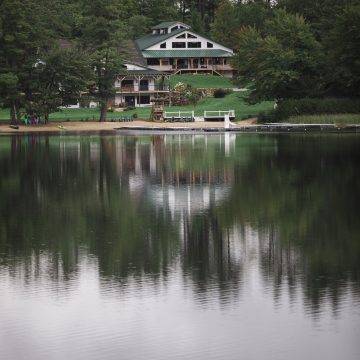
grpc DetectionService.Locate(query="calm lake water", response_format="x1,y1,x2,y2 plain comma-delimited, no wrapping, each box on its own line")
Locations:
0,132,360,360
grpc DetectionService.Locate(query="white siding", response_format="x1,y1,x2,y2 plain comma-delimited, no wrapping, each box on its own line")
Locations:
146,31,233,54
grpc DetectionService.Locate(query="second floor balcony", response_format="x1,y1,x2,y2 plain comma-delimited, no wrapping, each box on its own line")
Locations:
115,84,170,92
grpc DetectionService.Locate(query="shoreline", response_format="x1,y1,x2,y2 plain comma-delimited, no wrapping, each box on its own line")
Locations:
1,120,360,135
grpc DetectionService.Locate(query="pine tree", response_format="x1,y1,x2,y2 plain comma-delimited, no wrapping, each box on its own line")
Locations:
80,0,128,121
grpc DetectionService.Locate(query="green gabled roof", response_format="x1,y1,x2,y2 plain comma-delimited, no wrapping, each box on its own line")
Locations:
142,49,233,58
135,28,184,50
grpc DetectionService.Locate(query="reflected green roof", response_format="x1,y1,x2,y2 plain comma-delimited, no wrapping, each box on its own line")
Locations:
142,49,233,58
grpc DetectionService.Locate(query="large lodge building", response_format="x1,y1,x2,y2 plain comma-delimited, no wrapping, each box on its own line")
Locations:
111,21,234,108
134,21,234,77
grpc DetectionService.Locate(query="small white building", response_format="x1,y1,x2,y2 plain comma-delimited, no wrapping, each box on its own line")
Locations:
113,63,171,108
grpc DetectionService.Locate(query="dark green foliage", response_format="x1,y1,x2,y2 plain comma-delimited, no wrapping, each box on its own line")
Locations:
1,0,359,121
213,88,232,98
234,10,322,103
324,4,360,97
259,98,360,122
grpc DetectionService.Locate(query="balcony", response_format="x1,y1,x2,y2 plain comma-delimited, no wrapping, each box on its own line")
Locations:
115,84,170,92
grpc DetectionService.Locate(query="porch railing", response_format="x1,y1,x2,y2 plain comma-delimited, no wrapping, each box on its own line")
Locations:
115,85,170,92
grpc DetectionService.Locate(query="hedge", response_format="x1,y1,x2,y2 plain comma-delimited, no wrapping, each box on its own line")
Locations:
258,98,360,122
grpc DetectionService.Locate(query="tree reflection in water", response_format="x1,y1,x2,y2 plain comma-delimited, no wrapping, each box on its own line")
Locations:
0,133,359,315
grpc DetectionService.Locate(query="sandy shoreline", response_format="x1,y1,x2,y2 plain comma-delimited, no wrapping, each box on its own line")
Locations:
0,120,256,134
1,119,359,134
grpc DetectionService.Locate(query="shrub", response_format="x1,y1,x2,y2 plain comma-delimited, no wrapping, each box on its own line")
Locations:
257,111,276,123
132,113,138,118
273,98,360,121
213,88,233,98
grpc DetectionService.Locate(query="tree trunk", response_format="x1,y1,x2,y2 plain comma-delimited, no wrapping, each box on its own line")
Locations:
10,99,20,125
44,113,49,124
99,102,108,122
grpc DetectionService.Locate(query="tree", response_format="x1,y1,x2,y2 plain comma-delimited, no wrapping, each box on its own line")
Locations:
0,0,58,124
324,4,360,97
233,10,322,103
80,0,128,121
24,47,93,122
211,0,238,49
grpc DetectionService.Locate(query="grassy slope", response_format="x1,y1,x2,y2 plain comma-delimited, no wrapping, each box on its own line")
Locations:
0,93,274,122
168,74,234,89
164,93,273,118
0,76,263,122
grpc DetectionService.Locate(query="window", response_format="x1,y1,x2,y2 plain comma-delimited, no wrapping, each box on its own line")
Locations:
171,26,179,32
147,58,160,65
207,42,213,48
188,42,201,48
160,42,166,48
138,96,151,104
176,34,186,39
187,33,197,39
121,80,133,86
172,42,186,48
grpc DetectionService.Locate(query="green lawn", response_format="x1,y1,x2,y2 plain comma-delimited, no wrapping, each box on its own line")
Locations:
168,74,235,89
114,92,273,120
0,92,273,122
164,92,273,119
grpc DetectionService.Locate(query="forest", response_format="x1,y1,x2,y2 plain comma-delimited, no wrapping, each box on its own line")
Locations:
0,0,359,123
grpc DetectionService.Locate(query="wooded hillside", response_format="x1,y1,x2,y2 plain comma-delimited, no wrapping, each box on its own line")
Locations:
1,0,359,123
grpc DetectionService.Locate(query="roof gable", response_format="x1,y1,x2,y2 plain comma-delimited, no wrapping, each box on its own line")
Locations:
136,25,233,54
135,28,184,50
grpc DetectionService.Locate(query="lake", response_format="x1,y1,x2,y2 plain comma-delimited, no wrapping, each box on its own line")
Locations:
0,132,359,360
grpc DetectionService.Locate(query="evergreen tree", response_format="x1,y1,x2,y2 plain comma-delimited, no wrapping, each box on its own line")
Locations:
211,0,238,49
80,0,128,121
0,0,57,124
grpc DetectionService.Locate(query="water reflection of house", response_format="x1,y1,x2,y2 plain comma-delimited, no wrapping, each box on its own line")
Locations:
111,134,236,216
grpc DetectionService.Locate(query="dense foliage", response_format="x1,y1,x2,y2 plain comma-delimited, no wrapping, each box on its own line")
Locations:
1,0,359,122
258,98,360,123
225,0,360,103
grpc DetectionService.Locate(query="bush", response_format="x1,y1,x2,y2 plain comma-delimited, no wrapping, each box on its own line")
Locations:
132,113,138,118
213,88,233,98
257,111,276,123
273,98,360,121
